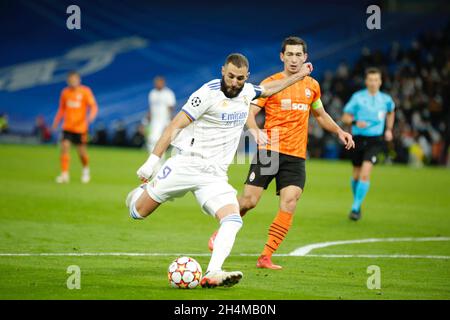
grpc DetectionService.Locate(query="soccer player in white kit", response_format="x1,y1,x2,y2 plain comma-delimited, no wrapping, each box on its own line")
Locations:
126,53,313,288
147,76,176,153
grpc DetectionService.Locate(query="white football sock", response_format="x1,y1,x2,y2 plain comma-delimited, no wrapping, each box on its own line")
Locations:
206,213,242,273
130,203,144,220
128,187,145,220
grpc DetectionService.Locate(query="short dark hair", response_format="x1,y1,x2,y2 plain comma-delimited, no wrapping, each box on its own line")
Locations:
67,70,80,78
224,53,249,69
281,36,307,54
365,67,382,78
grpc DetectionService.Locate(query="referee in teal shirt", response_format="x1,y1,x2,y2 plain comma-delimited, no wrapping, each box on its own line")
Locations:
342,68,395,221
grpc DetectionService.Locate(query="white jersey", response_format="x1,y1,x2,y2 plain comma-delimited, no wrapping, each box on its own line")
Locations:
149,87,176,126
171,79,263,173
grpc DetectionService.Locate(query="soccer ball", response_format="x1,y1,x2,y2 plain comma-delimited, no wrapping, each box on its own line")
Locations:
168,256,202,289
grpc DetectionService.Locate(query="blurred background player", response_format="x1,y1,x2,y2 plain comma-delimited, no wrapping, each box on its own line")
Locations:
126,53,313,287
209,36,355,269
34,115,52,143
0,113,9,134
147,76,176,153
52,71,98,183
342,67,395,221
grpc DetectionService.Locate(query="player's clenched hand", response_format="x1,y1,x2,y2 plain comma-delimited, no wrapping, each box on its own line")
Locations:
300,62,313,77
136,154,161,182
384,129,393,142
356,121,367,128
338,130,355,150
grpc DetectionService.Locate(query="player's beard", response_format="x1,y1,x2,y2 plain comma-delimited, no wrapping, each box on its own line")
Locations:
221,77,244,98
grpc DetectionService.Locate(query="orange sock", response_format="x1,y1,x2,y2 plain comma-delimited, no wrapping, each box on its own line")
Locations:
61,154,70,173
261,210,293,257
80,154,89,167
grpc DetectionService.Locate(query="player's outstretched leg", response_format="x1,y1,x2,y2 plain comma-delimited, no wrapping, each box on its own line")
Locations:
77,143,90,183
349,180,370,220
125,184,160,219
56,139,71,183
207,230,218,252
208,185,262,252
201,203,243,288
349,161,372,221
256,210,291,270
257,186,301,270
349,166,361,220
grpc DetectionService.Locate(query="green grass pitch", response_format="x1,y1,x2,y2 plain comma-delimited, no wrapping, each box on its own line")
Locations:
0,144,449,299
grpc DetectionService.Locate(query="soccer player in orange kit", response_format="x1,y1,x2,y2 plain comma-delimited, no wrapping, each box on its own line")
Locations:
209,37,355,269
52,71,98,183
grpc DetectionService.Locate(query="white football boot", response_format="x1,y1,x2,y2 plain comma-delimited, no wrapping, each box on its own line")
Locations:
55,172,70,183
200,270,243,288
81,167,90,183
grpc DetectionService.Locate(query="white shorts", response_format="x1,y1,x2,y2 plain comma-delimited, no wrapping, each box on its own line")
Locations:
146,154,238,216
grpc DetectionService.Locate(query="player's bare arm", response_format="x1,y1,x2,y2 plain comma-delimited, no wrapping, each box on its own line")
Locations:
341,112,352,126
152,111,192,156
385,111,395,141
52,94,65,130
259,62,313,98
84,88,99,125
246,103,268,145
137,111,192,181
52,111,63,130
342,112,367,129
313,105,355,150
88,103,98,124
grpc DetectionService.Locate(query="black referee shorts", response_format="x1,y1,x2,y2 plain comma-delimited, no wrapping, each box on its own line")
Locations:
350,135,384,166
244,149,306,195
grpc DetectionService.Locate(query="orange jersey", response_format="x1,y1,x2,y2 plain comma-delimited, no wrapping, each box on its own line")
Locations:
53,85,98,134
256,73,321,159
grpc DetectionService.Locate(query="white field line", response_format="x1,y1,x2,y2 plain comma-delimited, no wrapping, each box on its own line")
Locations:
305,254,450,259
0,253,449,260
0,253,211,257
289,237,450,256
1,237,449,259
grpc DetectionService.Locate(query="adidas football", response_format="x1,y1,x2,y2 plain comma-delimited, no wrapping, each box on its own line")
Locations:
168,256,202,289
